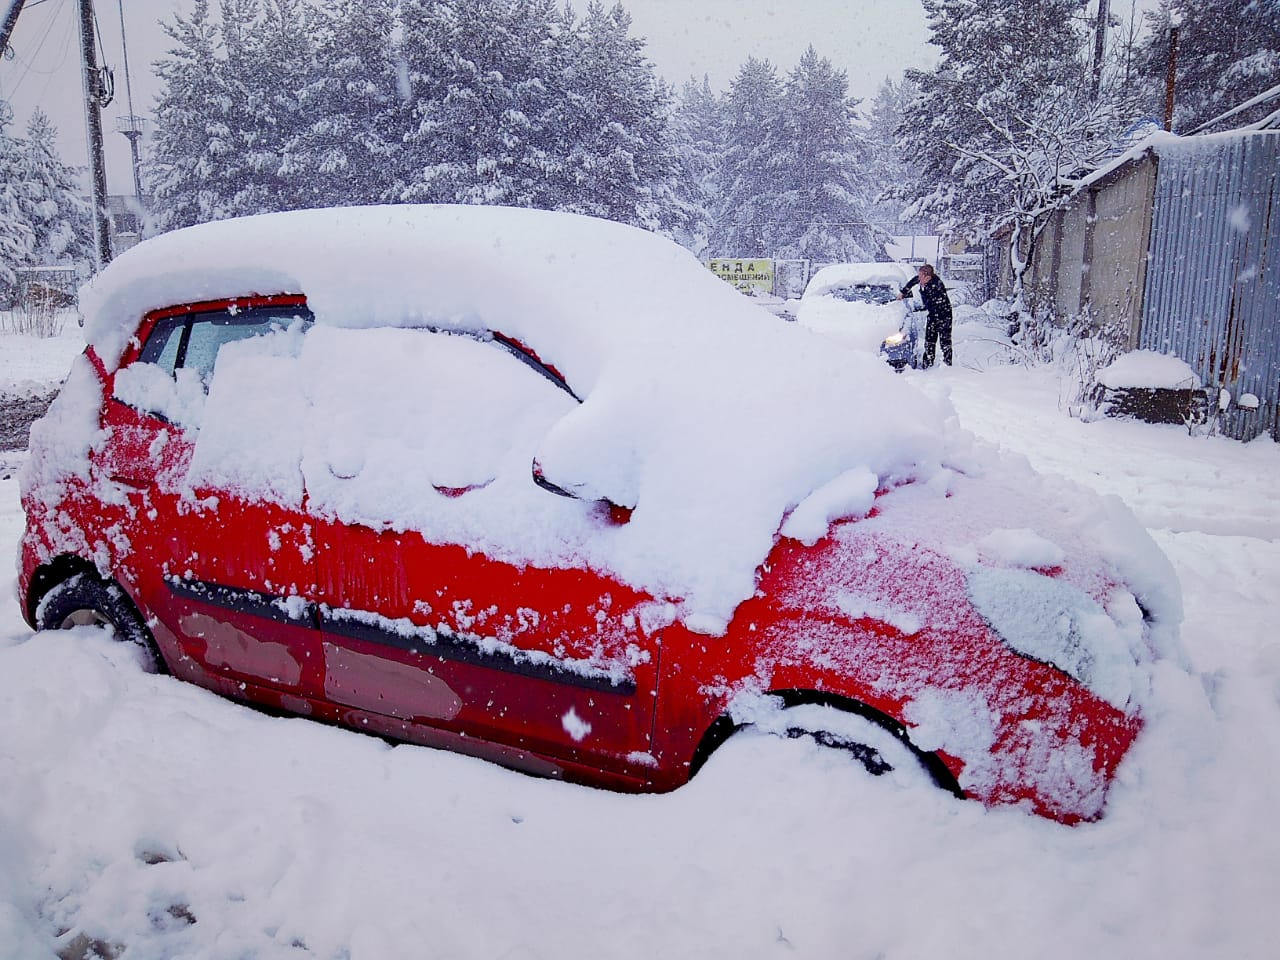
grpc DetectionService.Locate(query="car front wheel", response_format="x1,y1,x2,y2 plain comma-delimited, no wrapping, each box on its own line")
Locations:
37,573,166,674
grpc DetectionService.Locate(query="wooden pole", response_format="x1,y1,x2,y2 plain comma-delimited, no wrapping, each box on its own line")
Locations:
0,0,27,58
1164,26,1179,131
1091,0,1110,99
78,0,113,267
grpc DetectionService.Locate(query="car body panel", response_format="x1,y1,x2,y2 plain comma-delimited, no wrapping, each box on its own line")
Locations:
19,209,1168,825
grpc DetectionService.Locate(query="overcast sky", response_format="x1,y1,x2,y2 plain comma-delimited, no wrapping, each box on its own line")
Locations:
2,1,1147,197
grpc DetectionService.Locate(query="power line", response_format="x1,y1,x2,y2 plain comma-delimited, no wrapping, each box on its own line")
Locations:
1,0,66,97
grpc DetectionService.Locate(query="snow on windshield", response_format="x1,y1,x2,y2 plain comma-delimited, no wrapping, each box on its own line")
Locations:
802,262,912,300
49,205,1177,640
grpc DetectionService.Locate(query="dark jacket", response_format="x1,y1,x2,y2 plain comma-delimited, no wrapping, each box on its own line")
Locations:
901,274,953,324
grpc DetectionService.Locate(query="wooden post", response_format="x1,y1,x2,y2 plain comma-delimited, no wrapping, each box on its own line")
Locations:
1091,0,1110,99
1163,26,1179,131
78,0,113,268
0,0,27,57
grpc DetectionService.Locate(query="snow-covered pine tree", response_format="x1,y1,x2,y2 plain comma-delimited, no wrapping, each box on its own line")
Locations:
896,0,1095,239
239,0,318,212
550,2,683,230
282,0,401,208
147,0,316,229
710,57,785,257
146,0,236,229
667,76,726,254
19,110,91,268
1138,0,1280,132
898,0,1143,327
768,46,882,261
863,75,919,229
0,102,36,297
396,0,563,208
207,0,315,216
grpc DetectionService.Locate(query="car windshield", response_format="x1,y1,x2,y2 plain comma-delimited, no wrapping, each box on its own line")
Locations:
831,283,898,305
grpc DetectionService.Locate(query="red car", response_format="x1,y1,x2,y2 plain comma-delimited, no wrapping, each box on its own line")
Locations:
18,205,1178,823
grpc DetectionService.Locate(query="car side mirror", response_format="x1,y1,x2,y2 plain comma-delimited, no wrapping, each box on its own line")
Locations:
532,458,576,498
531,458,633,524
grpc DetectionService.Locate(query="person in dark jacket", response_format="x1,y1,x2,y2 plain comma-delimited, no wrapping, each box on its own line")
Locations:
898,263,953,368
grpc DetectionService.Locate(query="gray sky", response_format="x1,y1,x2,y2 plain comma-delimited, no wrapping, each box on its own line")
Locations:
2,1,1150,196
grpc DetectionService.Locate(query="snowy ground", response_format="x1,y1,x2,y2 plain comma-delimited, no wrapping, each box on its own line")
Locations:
0,318,83,400
2,320,1279,959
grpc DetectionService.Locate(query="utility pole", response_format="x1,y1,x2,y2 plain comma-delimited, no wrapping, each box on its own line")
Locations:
0,1,28,58
1091,0,1110,100
78,0,113,268
1164,25,1180,131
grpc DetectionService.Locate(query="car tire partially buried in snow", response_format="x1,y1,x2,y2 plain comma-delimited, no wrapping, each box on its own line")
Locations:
773,703,940,788
37,573,167,674
692,695,963,797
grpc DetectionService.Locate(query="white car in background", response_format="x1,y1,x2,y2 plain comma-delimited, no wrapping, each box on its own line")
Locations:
795,262,914,354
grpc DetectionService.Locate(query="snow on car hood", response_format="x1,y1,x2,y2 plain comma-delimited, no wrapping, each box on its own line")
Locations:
59,206,1179,644
794,297,908,353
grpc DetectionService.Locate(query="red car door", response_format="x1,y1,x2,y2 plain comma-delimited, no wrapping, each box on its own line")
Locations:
101,300,324,700
306,328,662,779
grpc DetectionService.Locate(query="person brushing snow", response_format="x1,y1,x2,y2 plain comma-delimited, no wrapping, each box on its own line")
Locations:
898,263,953,368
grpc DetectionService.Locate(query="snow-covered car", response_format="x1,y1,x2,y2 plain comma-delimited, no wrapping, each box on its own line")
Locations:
18,205,1180,823
795,261,915,353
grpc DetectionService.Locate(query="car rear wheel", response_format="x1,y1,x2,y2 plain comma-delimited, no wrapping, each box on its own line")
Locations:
773,703,936,786
691,695,963,798
37,573,166,674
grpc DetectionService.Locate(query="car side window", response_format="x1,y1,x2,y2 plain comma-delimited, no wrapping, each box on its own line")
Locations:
134,306,314,385
117,305,313,428
183,314,292,383
138,317,186,373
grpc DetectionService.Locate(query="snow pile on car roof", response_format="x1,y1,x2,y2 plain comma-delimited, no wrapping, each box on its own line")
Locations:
64,206,1178,641
802,262,912,300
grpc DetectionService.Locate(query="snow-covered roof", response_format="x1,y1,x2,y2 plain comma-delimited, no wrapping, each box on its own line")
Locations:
82,205,759,385
1068,128,1280,198
802,261,912,300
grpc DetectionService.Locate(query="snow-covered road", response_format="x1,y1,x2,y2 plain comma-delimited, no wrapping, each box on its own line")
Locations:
2,344,1278,960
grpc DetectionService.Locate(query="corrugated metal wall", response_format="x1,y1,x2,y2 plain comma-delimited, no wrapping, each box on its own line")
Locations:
1140,133,1280,441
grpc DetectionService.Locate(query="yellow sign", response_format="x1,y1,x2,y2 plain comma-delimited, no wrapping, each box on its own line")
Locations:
706,258,775,296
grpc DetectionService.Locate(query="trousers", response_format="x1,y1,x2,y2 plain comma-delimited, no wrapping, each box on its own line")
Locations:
923,312,953,367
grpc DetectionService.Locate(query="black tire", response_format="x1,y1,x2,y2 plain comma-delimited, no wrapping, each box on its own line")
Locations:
777,705,934,786
37,573,166,674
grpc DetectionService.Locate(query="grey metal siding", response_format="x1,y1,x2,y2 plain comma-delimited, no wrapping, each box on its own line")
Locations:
1139,133,1280,440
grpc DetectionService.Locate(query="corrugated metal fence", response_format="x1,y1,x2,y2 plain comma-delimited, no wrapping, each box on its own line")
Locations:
1140,133,1280,441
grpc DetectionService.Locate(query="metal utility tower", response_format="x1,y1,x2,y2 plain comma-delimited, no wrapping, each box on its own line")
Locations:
114,0,145,209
